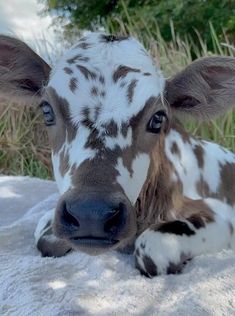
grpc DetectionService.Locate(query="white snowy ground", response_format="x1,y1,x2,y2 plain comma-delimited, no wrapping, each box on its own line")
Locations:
0,176,235,316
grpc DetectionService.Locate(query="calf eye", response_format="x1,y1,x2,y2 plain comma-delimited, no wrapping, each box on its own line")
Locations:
40,101,56,126
147,110,167,134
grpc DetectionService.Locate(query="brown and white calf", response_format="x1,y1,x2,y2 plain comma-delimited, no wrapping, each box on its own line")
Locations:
1,33,235,277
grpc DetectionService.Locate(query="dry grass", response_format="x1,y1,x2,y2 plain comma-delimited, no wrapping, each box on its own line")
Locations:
0,102,52,178
0,22,235,179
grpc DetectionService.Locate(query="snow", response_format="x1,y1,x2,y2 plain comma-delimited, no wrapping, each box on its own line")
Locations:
0,176,235,316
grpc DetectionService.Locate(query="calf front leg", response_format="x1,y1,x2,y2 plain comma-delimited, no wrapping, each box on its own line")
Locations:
34,209,72,257
135,198,235,277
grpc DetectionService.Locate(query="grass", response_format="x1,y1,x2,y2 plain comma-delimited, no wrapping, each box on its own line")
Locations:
0,103,52,178
0,20,235,179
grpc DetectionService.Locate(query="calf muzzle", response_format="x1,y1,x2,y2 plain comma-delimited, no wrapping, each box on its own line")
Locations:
53,191,136,254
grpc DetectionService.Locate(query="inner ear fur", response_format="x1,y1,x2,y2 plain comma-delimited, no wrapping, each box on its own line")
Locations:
0,35,51,104
165,56,235,120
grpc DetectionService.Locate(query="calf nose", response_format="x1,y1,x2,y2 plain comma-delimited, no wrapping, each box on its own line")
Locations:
61,198,126,241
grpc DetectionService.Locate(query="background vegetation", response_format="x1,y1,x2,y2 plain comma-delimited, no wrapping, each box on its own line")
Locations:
1,0,235,179
43,0,235,50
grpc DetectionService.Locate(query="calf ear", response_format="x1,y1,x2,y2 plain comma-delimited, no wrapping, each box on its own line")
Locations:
0,35,51,104
165,56,235,120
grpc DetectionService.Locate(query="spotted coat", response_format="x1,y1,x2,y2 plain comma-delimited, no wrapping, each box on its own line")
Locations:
0,33,235,277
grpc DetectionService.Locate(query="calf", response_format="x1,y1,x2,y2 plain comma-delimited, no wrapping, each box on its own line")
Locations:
0,33,235,277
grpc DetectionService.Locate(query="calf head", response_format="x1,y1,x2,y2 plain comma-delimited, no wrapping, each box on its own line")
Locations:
1,33,235,254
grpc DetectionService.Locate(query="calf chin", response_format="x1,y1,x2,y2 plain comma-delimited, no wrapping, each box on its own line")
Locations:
70,235,135,256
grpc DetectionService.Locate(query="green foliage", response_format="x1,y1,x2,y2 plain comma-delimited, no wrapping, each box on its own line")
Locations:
41,0,235,51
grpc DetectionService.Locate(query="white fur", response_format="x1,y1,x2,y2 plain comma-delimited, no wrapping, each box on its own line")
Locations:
165,129,235,200
52,149,72,194
52,127,96,194
165,130,201,199
67,127,96,168
49,32,164,129
116,153,150,204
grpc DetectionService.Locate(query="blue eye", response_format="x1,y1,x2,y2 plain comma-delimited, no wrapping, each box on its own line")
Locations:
40,101,55,126
147,110,167,134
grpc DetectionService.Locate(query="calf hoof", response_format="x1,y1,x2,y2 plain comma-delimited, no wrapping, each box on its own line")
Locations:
35,210,72,257
37,235,72,258
134,228,192,277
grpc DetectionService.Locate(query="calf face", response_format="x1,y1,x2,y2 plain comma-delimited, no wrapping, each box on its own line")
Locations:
1,33,235,255
43,34,166,253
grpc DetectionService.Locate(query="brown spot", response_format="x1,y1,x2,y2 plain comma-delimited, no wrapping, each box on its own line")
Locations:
127,79,137,103
144,96,158,109
174,197,214,225
76,42,91,49
197,162,235,206
84,128,103,151
196,176,211,198
44,87,77,153
81,107,93,129
143,255,158,277
67,124,78,144
104,120,118,137
167,253,191,274
77,65,97,80
91,86,98,96
67,54,89,64
193,144,204,169
100,34,129,43
171,142,181,158
121,123,129,137
143,72,151,76
167,262,183,274
99,75,105,84
113,65,140,83
100,91,106,98
63,67,73,75
69,77,78,93
219,162,235,206
140,255,158,277
136,153,175,234
157,220,195,235
187,215,205,229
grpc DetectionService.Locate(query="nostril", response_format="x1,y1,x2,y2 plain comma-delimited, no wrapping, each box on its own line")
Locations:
104,203,125,235
62,202,80,227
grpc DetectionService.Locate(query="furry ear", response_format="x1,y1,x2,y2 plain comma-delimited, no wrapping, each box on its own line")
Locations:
165,56,235,120
0,35,51,104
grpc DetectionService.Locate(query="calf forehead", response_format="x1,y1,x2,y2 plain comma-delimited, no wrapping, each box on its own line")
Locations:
48,33,165,127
